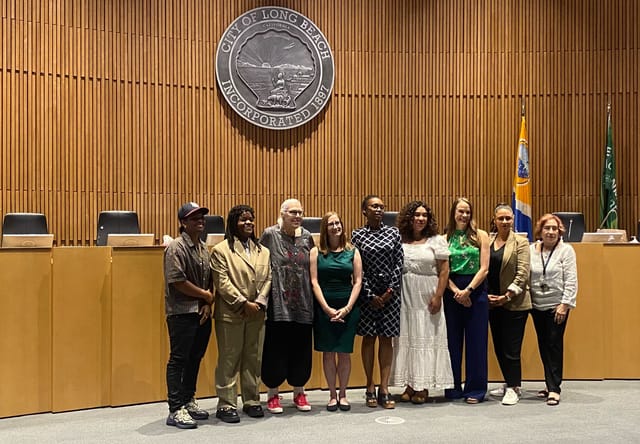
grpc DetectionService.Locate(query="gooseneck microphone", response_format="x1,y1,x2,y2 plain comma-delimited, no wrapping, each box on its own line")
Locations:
567,218,573,241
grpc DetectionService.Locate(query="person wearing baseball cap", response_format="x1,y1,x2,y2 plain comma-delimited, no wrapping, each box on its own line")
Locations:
163,202,213,429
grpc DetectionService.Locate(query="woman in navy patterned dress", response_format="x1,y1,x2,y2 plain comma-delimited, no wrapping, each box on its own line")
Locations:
352,195,404,409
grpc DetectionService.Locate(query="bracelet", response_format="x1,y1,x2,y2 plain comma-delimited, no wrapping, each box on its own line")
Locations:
504,293,512,302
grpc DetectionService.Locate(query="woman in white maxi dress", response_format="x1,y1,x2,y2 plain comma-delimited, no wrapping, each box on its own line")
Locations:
391,201,454,403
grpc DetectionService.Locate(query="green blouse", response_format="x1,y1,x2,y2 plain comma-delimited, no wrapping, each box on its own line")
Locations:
448,230,480,275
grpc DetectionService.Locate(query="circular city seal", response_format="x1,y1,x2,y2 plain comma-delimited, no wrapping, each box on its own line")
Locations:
216,7,334,130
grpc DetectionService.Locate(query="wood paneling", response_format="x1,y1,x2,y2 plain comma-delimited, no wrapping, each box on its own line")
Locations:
52,246,112,412
1,0,639,243
0,249,52,417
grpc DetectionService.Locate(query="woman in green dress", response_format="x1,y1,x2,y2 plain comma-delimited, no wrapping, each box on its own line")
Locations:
310,212,363,411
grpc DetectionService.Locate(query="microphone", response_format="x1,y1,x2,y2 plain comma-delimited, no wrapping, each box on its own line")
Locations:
567,218,573,241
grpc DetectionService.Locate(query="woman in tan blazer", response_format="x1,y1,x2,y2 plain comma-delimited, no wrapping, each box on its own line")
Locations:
487,204,531,405
210,205,272,423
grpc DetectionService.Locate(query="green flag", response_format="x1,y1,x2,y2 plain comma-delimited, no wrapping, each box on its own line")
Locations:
599,106,618,229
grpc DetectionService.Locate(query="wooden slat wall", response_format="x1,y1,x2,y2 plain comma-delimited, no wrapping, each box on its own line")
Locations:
1,0,638,245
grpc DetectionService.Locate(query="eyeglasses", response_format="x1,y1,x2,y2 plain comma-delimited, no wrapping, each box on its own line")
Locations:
286,210,304,216
327,221,342,227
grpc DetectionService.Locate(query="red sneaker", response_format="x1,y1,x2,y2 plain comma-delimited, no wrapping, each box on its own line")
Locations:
294,392,311,411
267,395,283,414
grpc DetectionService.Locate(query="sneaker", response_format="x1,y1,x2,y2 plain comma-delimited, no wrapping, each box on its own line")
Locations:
293,392,312,411
242,404,265,418
185,398,209,420
489,384,506,397
502,388,520,405
166,406,197,429
215,407,240,423
267,395,283,414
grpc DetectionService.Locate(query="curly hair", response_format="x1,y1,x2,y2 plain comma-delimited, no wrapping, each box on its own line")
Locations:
445,197,479,247
533,213,565,240
398,201,438,242
225,205,261,251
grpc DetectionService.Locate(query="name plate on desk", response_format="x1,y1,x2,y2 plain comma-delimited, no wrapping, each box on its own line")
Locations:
206,234,225,248
582,232,626,243
107,234,155,247
1,234,54,248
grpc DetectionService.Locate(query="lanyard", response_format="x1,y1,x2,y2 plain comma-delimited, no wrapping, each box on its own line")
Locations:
540,242,558,278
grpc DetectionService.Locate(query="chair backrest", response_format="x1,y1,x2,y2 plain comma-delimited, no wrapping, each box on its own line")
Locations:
199,215,225,242
383,211,399,227
2,213,49,234
552,212,585,242
301,217,322,234
96,211,140,246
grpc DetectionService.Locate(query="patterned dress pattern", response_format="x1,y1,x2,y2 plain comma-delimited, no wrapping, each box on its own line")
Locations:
352,224,404,337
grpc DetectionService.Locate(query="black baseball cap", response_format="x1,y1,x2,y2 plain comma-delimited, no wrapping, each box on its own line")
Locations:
178,202,209,220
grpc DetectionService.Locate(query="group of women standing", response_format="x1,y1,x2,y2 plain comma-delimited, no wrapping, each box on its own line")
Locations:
208,195,578,425
345,196,577,409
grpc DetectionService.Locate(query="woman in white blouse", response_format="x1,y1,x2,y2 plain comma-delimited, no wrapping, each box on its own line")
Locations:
529,214,577,406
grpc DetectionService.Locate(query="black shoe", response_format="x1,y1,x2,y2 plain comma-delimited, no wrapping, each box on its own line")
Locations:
242,404,265,418
216,408,240,423
185,398,209,420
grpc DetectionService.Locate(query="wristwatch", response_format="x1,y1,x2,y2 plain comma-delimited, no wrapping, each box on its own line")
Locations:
466,286,474,292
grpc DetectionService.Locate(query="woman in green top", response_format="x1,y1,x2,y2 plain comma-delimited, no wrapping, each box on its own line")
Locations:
443,198,490,404
310,212,363,411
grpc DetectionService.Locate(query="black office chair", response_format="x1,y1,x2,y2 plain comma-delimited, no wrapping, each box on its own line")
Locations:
552,212,585,242
302,217,322,234
96,211,140,246
199,215,225,242
383,211,399,227
2,213,49,234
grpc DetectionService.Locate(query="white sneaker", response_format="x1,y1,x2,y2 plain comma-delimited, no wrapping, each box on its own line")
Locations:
489,384,506,397
501,388,520,405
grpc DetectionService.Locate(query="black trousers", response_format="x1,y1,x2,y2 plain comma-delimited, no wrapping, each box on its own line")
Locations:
261,321,312,388
489,307,528,387
166,313,212,412
531,308,569,394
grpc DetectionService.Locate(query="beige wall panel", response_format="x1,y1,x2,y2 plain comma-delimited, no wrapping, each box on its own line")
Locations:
603,245,640,378
110,247,167,406
0,250,52,418
51,246,112,412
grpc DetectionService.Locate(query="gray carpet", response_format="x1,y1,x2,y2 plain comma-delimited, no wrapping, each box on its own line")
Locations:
1,380,638,443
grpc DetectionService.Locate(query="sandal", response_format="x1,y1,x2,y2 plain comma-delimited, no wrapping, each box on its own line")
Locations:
465,397,480,404
365,390,378,408
411,390,428,404
338,398,351,411
377,391,396,409
399,387,415,403
537,389,549,399
546,392,560,406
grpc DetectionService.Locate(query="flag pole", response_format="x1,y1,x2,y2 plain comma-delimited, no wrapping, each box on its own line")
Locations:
521,98,525,117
